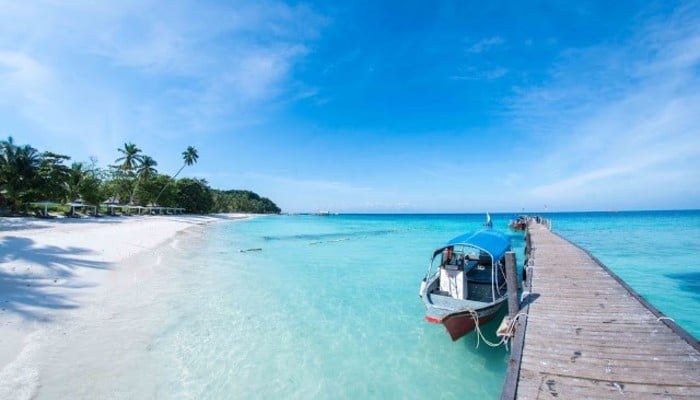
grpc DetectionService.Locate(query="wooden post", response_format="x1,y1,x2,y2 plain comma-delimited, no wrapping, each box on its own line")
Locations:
505,251,519,318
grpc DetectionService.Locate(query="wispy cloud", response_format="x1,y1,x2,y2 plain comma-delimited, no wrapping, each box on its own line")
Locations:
0,51,52,104
231,172,376,212
466,36,504,53
0,1,327,163
244,172,372,194
450,66,507,81
509,4,700,210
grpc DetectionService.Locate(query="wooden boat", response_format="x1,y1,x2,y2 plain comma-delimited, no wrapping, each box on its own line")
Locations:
419,230,511,341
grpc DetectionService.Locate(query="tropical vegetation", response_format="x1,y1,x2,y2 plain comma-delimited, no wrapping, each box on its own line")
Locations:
0,137,280,216
212,190,281,214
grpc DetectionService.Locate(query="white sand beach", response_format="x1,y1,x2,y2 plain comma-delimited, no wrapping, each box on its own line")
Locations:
0,214,248,399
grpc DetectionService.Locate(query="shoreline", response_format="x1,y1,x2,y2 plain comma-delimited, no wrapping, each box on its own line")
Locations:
0,213,251,398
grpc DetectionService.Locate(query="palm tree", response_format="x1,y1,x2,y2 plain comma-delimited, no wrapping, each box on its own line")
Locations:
114,142,144,205
138,155,159,179
115,142,143,172
154,146,198,205
129,155,158,205
67,162,84,202
0,137,41,212
37,151,71,202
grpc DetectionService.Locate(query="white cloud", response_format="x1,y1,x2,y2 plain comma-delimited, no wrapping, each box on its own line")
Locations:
0,0,326,165
508,5,700,210
0,51,52,104
224,172,377,212
466,36,504,53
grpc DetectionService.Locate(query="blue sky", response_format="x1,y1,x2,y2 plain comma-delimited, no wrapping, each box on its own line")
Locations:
1,1,699,213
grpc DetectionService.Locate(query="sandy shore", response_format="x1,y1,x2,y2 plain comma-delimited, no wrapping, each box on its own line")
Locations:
0,213,248,398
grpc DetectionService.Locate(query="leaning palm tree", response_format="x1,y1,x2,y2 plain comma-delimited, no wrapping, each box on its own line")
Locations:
154,146,198,205
129,155,158,205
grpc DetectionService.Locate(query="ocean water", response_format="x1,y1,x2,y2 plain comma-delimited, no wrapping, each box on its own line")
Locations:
148,214,524,399
31,211,700,399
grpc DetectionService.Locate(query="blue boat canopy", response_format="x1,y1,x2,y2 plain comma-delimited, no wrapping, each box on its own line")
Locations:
433,230,510,258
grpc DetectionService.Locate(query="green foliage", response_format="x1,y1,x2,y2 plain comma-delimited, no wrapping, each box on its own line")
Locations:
79,172,105,206
130,154,158,204
182,146,199,167
104,166,132,204
115,142,143,171
148,175,178,206
176,178,213,214
0,137,280,216
134,174,174,206
37,151,71,202
67,162,85,202
0,137,42,212
211,189,281,214
154,145,199,205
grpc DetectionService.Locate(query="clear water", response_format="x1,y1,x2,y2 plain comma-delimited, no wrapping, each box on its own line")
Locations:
150,214,524,399
32,211,700,399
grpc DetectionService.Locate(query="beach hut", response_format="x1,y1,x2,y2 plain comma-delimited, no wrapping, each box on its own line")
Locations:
67,201,85,217
102,200,121,216
127,205,146,215
29,201,59,217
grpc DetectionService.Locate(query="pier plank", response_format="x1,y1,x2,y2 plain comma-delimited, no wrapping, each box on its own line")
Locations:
502,221,700,399
517,369,700,399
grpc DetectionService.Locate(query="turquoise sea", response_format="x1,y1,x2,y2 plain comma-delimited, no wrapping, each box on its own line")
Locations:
55,211,698,399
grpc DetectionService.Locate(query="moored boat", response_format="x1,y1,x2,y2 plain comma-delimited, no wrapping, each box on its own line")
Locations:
419,230,511,341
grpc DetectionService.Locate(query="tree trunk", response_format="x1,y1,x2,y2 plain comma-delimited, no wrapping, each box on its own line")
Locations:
154,163,185,205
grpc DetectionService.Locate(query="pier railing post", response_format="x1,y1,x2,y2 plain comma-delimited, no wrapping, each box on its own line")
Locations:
505,251,519,318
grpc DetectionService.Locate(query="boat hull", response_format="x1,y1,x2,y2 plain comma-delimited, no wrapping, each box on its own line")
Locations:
426,302,505,341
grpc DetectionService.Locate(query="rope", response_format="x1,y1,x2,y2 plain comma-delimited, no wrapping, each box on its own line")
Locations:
460,308,528,349
657,316,676,323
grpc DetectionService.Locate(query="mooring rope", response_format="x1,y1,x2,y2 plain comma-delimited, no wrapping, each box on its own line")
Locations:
463,309,528,349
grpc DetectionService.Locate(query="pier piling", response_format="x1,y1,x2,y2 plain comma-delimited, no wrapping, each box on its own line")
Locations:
504,251,519,319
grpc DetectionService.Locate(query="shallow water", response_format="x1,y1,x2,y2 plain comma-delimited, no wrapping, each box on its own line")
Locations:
150,214,521,399
30,211,700,399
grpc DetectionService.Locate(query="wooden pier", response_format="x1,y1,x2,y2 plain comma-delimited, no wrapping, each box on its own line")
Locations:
502,221,700,399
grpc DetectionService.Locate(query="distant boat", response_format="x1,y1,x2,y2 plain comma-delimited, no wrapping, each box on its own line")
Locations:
508,215,527,231
419,230,511,341
485,212,493,228
315,211,331,216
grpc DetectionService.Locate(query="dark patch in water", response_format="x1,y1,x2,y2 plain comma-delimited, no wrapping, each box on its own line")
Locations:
665,271,700,298
262,229,399,242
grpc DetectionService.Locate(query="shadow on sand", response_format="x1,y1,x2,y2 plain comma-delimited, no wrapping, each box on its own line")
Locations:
0,236,110,322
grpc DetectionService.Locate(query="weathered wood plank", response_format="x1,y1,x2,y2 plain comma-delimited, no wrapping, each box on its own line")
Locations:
522,352,700,372
523,345,700,362
504,221,700,399
525,341,700,358
519,368,700,398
